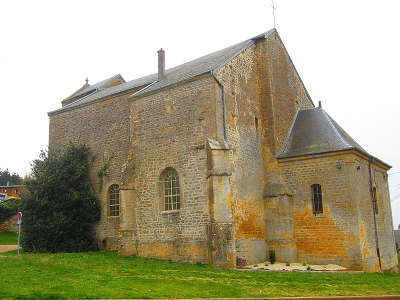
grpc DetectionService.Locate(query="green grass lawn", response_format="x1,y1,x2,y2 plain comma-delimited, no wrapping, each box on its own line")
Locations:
0,250,399,299
0,231,18,244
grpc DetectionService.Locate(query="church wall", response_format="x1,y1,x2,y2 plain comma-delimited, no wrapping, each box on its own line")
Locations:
373,166,399,271
49,91,135,250
279,152,363,269
214,43,266,264
350,157,398,272
265,33,314,154
128,75,217,263
213,33,315,265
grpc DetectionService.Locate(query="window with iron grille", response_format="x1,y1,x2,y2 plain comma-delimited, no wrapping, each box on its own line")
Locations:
372,187,378,214
162,168,180,211
108,184,120,217
311,184,323,215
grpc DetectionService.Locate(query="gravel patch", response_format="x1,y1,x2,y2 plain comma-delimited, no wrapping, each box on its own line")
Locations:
245,261,347,272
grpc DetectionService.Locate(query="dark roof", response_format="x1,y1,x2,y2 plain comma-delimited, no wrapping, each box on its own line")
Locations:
131,38,260,97
64,74,125,101
49,29,276,115
50,73,156,114
277,107,389,166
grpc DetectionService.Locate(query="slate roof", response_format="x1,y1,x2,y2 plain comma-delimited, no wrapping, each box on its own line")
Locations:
64,74,125,101
49,29,276,115
131,38,257,97
277,107,389,167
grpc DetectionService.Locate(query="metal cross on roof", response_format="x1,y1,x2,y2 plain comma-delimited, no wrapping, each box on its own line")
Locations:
271,0,276,28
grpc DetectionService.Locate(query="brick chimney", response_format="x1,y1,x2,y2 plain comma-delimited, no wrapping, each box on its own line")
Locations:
158,48,165,80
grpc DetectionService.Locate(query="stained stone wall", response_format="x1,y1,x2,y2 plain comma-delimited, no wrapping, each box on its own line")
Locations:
214,32,314,264
49,88,140,250
279,151,398,271
48,31,397,271
126,75,218,263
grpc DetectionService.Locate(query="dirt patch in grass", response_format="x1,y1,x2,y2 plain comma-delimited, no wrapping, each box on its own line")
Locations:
0,245,18,253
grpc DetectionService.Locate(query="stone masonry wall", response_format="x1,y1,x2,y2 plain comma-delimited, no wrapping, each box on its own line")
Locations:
279,152,363,269
349,156,398,271
49,89,140,250
127,75,218,263
215,43,266,264
266,33,314,154
214,32,314,264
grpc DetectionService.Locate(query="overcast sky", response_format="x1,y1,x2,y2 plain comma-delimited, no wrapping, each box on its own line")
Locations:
1,0,399,228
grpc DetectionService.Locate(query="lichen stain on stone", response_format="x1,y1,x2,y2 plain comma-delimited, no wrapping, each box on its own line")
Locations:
215,46,256,95
293,206,356,259
181,244,207,258
233,198,265,239
140,243,175,258
359,223,371,258
226,191,232,212
262,145,278,172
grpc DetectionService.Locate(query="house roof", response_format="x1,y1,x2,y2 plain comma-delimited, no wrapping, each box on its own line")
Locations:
49,29,276,115
131,37,260,97
277,107,390,168
63,74,125,101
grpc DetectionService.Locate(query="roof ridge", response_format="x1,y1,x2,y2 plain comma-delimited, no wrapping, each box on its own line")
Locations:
212,29,276,74
65,73,125,101
61,89,98,109
278,108,300,155
320,108,352,148
51,28,276,114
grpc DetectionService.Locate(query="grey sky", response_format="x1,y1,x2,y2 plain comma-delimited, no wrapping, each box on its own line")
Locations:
1,0,399,227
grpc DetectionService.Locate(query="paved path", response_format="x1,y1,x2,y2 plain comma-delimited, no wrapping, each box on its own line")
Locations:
0,245,18,253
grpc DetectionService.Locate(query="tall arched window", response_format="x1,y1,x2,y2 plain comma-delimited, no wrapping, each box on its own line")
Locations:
311,184,323,215
372,187,378,214
161,168,180,211
108,184,120,217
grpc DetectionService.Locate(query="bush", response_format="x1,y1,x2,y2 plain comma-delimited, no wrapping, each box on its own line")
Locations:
0,199,21,224
21,144,100,253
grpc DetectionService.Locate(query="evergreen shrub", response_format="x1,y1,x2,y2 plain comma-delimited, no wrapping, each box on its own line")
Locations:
21,144,100,252
0,199,20,224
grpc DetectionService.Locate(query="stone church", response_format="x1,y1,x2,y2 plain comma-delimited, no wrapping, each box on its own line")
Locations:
48,29,398,272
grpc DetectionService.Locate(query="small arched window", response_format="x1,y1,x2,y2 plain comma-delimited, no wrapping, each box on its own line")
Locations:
161,168,180,211
108,184,120,217
311,184,323,215
372,187,378,214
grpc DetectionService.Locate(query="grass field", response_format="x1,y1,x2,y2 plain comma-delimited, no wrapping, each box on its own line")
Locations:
0,231,18,244
0,250,399,299
0,231,399,299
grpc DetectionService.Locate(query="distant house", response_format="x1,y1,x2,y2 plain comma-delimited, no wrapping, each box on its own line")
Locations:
0,185,26,201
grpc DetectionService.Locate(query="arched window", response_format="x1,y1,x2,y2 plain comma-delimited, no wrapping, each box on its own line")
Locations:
311,184,323,215
108,184,120,217
372,187,378,214
161,168,180,211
